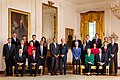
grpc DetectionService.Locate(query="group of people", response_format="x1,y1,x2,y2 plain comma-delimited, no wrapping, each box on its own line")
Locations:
2,32,118,77
72,33,118,76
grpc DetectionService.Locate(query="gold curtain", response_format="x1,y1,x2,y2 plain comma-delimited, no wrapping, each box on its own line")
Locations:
80,11,104,42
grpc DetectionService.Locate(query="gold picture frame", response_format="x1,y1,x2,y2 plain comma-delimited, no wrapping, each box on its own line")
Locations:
8,8,30,40
65,28,74,49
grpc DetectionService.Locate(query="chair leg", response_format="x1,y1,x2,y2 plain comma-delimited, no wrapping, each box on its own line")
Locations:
12,66,15,76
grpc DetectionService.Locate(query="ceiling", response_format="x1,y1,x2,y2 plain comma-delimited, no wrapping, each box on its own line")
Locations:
67,0,108,4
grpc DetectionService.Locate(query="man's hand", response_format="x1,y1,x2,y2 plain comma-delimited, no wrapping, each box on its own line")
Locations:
32,63,36,66
111,54,114,58
17,63,23,66
61,55,64,57
55,55,59,58
40,56,44,59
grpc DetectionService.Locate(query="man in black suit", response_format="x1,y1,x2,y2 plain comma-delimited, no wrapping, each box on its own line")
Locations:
86,35,92,48
15,49,26,77
101,41,110,65
3,38,16,76
71,35,82,50
30,34,39,47
50,37,60,76
29,49,39,77
81,40,90,65
17,40,28,57
59,38,68,75
37,41,47,75
92,33,102,48
96,48,107,75
108,37,118,75
11,33,20,48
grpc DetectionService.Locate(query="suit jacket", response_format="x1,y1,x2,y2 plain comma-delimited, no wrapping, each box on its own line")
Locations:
81,44,90,55
29,40,39,47
101,46,110,63
108,43,118,57
71,40,82,50
17,45,28,57
50,42,60,57
3,43,16,61
14,53,26,65
36,46,47,60
92,39,102,48
11,38,20,48
29,54,39,64
96,53,106,65
86,40,92,48
59,44,68,57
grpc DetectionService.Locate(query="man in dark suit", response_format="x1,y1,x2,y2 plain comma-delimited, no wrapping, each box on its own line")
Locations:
81,40,90,65
3,38,16,76
71,35,82,50
11,33,20,48
29,49,39,77
101,41,110,65
15,49,26,77
50,37,60,76
86,35,92,48
59,38,68,75
108,37,118,75
92,33,102,48
37,41,47,75
17,40,28,57
96,48,107,75
29,34,39,47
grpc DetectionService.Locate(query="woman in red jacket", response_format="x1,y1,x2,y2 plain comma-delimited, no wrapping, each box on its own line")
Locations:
91,43,99,57
28,41,36,56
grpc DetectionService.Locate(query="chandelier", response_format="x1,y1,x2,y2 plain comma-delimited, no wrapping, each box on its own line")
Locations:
111,0,120,19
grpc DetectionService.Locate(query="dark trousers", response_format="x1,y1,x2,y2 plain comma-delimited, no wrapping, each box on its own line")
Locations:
29,64,39,75
51,57,58,74
15,64,25,74
85,63,92,73
109,56,118,74
38,58,45,75
96,63,106,74
5,58,13,76
59,57,67,75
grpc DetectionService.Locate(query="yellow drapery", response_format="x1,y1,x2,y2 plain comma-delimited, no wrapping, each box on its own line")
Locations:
80,11,104,43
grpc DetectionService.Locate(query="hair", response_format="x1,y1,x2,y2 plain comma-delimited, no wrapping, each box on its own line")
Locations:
104,41,107,43
22,35,27,37
41,37,46,43
86,34,89,37
95,33,99,36
7,38,11,40
32,49,35,51
53,37,56,40
32,34,36,37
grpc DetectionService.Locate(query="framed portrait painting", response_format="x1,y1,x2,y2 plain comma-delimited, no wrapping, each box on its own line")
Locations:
65,28,74,49
8,8,30,40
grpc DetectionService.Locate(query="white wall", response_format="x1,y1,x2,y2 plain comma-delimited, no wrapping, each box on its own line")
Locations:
0,0,79,71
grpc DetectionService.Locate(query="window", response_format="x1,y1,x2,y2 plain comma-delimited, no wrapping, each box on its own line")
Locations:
89,21,96,41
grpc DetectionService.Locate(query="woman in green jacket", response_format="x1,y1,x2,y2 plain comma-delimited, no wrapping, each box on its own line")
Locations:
85,48,94,76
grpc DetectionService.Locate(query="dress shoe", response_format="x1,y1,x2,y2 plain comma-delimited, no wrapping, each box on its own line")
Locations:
54,73,58,75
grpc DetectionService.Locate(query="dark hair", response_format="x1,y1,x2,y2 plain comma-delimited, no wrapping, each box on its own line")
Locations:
22,35,27,37
7,38,11,40
86,34,89,37
32,49,35,51
41,37,46,43
53,37,56,40
95,33,99,36
32,34,36,37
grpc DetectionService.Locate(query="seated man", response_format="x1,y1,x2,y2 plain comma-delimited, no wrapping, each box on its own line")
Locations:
29,49,39,77
96,48,107,75
15,49,26,77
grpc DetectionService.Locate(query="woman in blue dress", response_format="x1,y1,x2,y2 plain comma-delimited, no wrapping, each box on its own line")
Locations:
72,41,81,74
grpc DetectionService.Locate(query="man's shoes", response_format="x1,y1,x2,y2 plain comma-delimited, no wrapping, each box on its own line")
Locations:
30,74,32,76
60,73,62,75
51,73,54,76
21,74,23,77
34,74,36,77
54,73,58,75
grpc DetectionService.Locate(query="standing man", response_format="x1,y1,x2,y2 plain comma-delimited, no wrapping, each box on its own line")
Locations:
108,37,118,75
30,34,39,47
17,40,28,57
50,37,60,76
15,49,26,77
92,33,102,48
37,41,47,75
59,38,68,75
3,38,16,76
11,32,20,48
71,35,82,50
86,35,92,48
